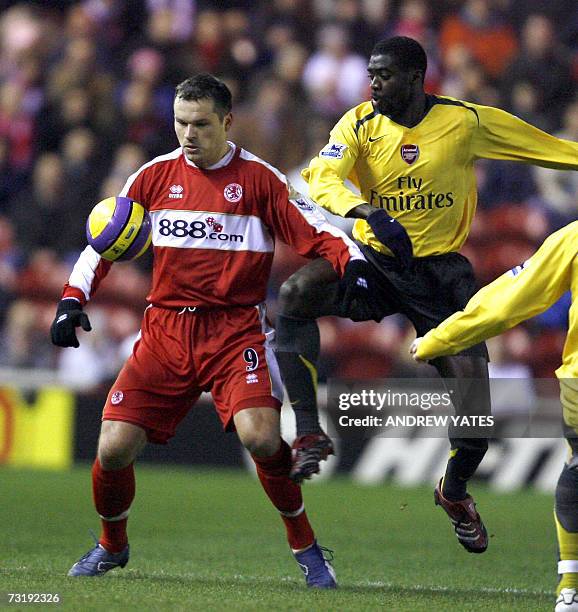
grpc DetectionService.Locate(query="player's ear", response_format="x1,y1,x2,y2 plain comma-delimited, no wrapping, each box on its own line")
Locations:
224,112,233,131
411,69,424,85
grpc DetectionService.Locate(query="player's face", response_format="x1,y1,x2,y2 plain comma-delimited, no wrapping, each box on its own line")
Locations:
174,97,232,167
367,54,417,117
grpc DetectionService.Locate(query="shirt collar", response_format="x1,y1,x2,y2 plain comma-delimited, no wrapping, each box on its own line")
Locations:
183,141,236,170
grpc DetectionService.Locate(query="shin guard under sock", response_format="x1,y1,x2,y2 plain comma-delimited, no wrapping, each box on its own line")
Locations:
92,458,135,552
252,440,315,550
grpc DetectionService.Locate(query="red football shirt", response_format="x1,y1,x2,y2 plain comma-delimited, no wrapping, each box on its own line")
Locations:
62,143,364,308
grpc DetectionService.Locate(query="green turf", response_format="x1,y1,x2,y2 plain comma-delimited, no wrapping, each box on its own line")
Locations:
0,465,555,611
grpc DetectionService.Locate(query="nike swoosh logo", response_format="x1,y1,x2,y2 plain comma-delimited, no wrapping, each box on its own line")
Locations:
368,135,386,142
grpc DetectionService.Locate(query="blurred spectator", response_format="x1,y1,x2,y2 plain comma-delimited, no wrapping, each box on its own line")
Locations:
534,100,578,217
116,80,170,156
0,5,44,78
439,0,518,80
0,216,21,330
502,14,574,128
509,81,552,131
145,0,195,46
1,300,52,368
485,335,537,416
302,22,368,117
38,87,94,153
271,41,308,90
506,0,578,49
0,81,35,172
99,143,147,200
221,9,258,71
57,305,141,387
0,137,24,207
125,47,174,124
46,35,117,139
8,153,86,256
1,248,71,368
193,10,225,73
327,0,377,56
261,0,316,43
230,76,306,169
439,44,475,100
61,127,102,196
478,160,539,209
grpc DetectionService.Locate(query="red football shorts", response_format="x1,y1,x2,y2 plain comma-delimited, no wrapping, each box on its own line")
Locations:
103,304,283,443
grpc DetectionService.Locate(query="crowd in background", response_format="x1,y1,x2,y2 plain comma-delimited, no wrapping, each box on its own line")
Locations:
0,0,577,388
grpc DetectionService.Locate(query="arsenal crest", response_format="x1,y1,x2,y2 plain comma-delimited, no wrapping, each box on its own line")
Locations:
400,144,420,165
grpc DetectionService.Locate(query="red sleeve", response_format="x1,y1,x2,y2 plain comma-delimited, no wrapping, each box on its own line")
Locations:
261,170,365,277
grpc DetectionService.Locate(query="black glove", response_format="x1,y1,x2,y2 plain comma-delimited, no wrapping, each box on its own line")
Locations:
339,259,381,320
366,209,413,269
50,299,92,348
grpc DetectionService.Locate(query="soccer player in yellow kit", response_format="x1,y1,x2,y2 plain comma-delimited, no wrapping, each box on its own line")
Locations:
274,36,578,554
411,222,578,610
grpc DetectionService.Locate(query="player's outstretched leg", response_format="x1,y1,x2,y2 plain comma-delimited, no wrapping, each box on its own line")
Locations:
68,421,145,577
235,408,337,588
275,259,342,483
431,355,490,553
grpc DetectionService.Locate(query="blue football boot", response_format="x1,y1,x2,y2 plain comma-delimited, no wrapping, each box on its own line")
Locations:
293,541,337,588
68,540,129,577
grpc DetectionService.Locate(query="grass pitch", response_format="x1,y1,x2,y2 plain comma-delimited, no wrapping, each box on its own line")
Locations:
0,466,554,610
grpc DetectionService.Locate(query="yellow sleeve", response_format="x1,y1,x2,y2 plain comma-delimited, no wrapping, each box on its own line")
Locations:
416,222,578,360
471,104,578,170
301,111,367,217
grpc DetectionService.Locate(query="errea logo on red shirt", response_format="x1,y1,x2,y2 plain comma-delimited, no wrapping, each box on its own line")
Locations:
224,183,243,203
169,184,184,199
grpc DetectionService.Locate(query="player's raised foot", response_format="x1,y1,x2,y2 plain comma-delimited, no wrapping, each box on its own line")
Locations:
556,588,578,611
290,433,334,484
293,541,337,589
68,542,129,577
434,479,488,554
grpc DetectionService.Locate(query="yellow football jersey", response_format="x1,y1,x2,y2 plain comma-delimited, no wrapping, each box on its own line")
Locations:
415,221,578,379
302,95,578,257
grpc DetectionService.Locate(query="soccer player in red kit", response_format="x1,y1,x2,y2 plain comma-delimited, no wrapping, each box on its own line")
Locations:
50,74,373,587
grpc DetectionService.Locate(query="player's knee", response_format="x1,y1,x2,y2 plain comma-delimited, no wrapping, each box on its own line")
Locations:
278,276,312,317
97,421,145,470
98,441,136,470
241,431,280,457
556,462,578,532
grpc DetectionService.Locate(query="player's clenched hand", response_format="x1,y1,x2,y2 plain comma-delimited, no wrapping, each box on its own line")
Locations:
339,259,381,320
50,299,92,348
410,337,425,362
366,209,413,270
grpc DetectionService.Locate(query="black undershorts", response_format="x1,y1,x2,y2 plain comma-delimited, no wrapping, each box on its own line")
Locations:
345,245,488,359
